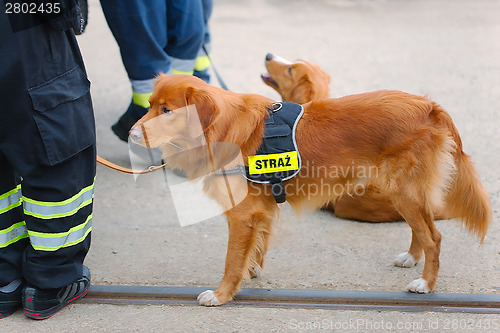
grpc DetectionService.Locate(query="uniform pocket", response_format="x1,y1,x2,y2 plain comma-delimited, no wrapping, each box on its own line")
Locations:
28,66,95,166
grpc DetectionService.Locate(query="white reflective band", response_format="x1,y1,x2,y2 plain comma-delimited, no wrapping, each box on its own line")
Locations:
170,57,196,74
28,214,92,251
0,221,28,248
131,78,157,94
0,185,22,215
23,183,94,219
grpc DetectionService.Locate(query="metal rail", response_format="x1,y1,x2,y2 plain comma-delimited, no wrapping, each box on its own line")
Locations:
81,285,500,314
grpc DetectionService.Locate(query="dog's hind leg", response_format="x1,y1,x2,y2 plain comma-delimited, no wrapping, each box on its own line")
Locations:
383,154,442,292
392,193,441,293
394,230,423,268
380,128,455,292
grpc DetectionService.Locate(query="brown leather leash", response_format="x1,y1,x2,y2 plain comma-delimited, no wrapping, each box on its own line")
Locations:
96,155,166,175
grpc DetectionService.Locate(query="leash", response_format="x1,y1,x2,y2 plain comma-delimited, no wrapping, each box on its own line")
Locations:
96,155,166,175
203,45,229,91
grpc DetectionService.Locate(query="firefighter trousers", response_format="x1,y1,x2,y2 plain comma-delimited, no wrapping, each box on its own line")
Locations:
0,11,96,289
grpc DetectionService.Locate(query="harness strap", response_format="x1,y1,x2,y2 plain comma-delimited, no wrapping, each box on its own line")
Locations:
211,165,246,177
270,178,286,204
211,165,287,204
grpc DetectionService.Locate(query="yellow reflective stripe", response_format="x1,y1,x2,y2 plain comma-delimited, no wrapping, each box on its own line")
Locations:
132,91,152,109
172,69,194,75
24,196,93,220
194,55,211,71
0,185,22,215
23,182,93,207
23,181,94,219
29,214,92,251
0,201,22,215
0,221,28,248
0,184,21,201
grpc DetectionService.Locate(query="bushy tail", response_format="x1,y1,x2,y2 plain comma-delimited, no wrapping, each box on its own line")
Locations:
445,153,491,242
434,104,492,242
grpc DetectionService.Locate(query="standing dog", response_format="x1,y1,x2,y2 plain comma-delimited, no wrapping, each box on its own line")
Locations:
131,74,490,306
262,53,450,222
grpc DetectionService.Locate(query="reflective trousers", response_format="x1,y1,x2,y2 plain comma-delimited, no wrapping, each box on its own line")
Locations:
0,11,96,289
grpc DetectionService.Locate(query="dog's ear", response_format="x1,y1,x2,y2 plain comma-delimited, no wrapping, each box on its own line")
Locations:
184,86,220,138
290,75,313,104
186,104,204,139
310,69,331,101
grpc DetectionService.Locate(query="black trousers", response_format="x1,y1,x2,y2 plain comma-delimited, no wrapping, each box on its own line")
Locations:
0,11,96,289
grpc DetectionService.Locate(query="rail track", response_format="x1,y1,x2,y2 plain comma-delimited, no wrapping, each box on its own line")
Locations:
81,285,500,314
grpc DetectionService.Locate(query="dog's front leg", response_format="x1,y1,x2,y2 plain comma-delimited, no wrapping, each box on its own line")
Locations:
197,212,258,306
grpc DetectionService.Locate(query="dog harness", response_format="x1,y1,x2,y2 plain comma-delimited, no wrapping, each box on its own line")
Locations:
213,102,302,203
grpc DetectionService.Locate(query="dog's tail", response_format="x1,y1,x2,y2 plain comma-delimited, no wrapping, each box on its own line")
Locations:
434,104,491,243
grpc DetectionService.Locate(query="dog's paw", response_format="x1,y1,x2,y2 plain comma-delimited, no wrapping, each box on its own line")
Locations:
406,278,430,293
250,265,262,279
394,252,417,268
197,290,222,306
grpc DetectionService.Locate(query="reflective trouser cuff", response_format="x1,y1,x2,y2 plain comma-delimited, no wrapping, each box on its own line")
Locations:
194,54,211,72
169,57,196,76
132,91,153,109
0,185,27,249
0,221,28,249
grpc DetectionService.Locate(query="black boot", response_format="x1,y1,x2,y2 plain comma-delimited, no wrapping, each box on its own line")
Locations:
0,280,23,319
111,102,149,142
23,266,90,320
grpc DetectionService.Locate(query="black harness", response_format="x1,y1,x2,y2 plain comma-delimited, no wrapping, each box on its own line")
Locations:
214,102,304,204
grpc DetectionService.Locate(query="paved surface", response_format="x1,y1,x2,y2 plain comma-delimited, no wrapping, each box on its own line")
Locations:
3,0,500,331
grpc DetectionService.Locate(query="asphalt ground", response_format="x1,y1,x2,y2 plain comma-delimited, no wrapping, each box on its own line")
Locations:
3,0,500,331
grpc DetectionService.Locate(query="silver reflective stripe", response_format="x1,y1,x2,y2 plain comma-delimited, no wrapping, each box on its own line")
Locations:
0,222,28,248
131,78,157,94
170,57,196,74
23,183,94,219
28,214,92,251
0,185,22,214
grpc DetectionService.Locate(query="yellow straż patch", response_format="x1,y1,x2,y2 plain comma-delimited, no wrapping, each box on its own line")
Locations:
248,151,298,175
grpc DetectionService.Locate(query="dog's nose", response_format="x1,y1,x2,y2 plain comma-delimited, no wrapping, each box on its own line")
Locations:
265,53,273,62
129,126,143,142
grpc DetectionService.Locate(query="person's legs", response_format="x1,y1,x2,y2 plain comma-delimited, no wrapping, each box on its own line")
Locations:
100,0,170,140
166,0,205,75
1,11,96,319
101,0,206,141
20,143,95,319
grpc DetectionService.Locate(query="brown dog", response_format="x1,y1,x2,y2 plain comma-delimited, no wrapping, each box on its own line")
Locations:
131,74,491,306
262,54,331,104
262,54,448,222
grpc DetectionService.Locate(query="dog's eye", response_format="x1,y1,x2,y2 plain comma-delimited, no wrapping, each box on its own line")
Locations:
288,67,293,75
161,106,173,115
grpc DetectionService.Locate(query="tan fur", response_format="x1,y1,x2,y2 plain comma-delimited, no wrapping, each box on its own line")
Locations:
132,74,491,305
262,54,456,222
